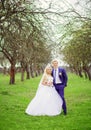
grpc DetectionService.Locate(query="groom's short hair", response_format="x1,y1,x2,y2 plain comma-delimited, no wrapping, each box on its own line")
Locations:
51,58,59,63
51,59,60,67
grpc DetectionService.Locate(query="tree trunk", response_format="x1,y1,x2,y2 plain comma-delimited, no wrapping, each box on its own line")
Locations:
21,67,25,81
9,63,15,84
30,66,34,78
78,69,83,77
26,64,30,79
74,68,78,75
87,70,91,80
3,67,7,75
83,66,91,80
37,68,41,76
41,66,44,74
35,71,38,77
83,70,88,79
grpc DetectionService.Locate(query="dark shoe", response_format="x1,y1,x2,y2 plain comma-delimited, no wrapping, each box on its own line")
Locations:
64,113,67,115
64,111,67,115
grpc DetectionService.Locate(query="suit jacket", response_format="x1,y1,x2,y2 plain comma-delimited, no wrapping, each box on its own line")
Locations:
52,67,68,87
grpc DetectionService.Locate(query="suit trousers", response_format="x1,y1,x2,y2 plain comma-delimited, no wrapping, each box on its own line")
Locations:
54,84,67,114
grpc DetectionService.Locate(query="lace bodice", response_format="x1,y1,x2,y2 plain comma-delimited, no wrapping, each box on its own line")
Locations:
39,74,53,87
46,76,53,83
43,75,53,87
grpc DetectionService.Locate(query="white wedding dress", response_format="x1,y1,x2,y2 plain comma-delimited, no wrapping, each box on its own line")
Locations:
25,76,63,116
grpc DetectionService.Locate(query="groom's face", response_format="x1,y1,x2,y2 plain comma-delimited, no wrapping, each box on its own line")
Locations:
52,61,58,68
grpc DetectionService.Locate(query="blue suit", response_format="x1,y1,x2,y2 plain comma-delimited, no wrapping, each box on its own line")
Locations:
52,67,68,114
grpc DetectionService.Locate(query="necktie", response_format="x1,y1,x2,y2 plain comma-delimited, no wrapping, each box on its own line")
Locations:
54,69,56,83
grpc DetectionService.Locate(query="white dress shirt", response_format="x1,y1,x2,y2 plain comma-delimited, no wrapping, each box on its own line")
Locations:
54,68,62,84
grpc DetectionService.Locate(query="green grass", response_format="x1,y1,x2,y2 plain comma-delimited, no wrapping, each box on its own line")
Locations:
0,73,91,130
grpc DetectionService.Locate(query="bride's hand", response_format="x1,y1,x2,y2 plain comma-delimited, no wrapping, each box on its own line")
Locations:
47,82,53,86
42,81,48,86
42,81,52,86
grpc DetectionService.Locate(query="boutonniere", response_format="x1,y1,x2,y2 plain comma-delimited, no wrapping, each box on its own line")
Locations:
59,72,62,76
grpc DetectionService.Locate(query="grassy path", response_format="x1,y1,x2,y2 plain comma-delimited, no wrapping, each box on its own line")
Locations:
0,73,91,130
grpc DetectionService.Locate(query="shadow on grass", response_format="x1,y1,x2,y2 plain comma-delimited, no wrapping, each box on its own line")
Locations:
0,91,11,96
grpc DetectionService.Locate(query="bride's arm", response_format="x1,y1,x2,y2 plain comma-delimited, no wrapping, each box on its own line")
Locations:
41,75,48,86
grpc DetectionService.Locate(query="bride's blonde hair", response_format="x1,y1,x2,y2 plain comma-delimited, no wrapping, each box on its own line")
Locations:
38,64,52,87
44,63,52,75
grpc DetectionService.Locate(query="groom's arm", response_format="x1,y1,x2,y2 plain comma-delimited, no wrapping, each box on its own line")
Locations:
62,68,68,87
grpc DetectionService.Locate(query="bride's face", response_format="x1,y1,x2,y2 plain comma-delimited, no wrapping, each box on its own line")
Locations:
46,67,52,75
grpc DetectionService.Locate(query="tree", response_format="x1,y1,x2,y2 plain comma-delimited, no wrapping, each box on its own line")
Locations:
62,22,91,80
0,0,51,84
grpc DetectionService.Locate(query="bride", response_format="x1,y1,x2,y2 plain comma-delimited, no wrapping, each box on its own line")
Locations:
25,64,63,116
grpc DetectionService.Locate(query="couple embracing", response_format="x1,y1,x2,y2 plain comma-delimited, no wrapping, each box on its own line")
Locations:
25,59,68,116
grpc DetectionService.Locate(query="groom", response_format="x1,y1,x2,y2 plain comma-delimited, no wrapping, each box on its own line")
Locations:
51,59,68,115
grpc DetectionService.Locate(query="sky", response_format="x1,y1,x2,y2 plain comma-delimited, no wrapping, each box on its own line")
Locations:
36,0,79,10
36,0,83,65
